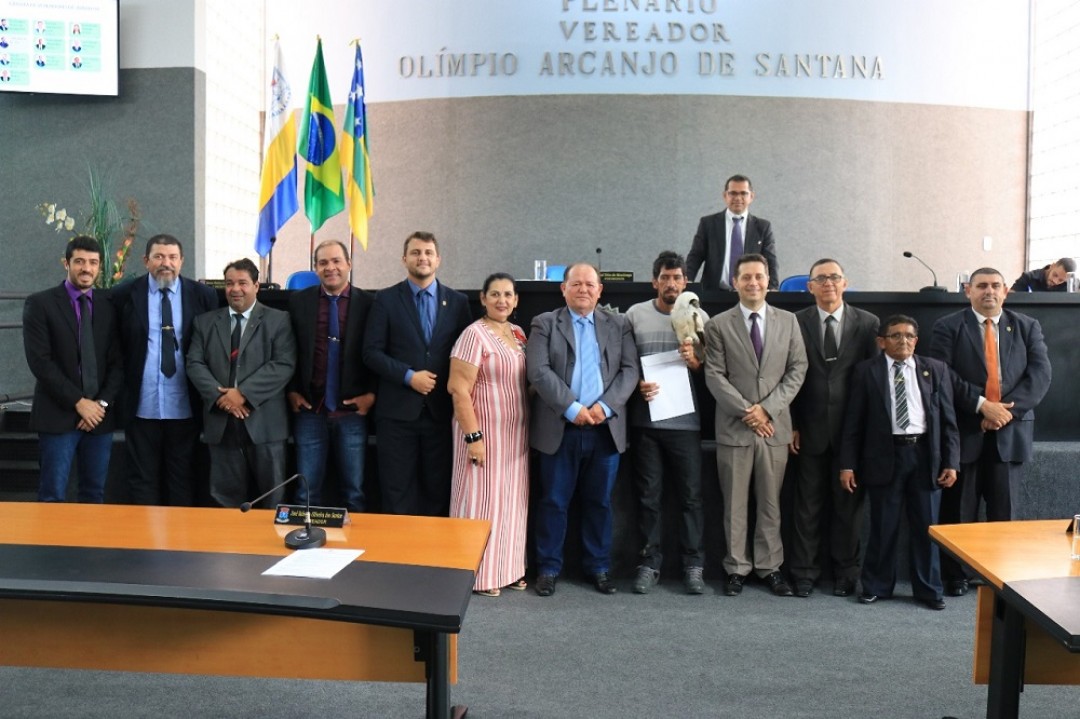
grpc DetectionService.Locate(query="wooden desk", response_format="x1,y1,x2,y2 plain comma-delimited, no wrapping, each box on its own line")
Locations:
930,520,1080,719
0,503,490,719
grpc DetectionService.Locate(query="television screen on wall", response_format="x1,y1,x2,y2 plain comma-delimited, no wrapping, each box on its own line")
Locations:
0,0,119,96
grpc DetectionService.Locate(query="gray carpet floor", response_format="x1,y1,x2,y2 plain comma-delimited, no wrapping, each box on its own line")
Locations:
2,577,1076,718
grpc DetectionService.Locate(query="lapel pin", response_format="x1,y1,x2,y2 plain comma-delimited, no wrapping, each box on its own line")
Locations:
923,370,929,377
1006,326,1012,332
441,300,447,306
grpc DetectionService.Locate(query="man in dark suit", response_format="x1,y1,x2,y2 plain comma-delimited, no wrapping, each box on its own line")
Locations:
686,174,779,291
1010,257,1075,292
23,235,123,502
527,263,639,597
362,231,472,516
287,240,375,512
928,267,1051,596
186,259,296,509
704,253,806,598
840,315,959,610
788,259,880,598
111,234,219,505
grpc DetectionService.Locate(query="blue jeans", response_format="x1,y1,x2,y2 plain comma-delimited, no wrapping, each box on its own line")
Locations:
37,430,112,503
535,425,621,576
293,410,367,511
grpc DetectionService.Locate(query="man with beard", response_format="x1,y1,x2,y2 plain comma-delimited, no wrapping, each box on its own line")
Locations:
112,234,219,505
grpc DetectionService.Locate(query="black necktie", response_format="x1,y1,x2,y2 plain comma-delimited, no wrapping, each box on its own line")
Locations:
78,294,99,398
161,287,177,378
228,313,242,387
824,316,839,363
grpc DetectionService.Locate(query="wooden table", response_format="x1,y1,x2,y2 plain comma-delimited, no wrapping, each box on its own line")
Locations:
0,503,490,719
930,520,1080,718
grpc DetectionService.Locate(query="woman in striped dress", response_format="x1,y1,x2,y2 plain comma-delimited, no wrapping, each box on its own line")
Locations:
448,273,529,596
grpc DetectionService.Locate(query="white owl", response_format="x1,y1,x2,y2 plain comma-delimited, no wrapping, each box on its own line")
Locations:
671,291,705,345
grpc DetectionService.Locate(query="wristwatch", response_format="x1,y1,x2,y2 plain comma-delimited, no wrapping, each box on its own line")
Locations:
97,400,109,409
464,431,483,444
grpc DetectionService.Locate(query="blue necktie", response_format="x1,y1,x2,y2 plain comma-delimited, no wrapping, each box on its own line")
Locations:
574,317,603,408
418,290,433,343
325,295,341,411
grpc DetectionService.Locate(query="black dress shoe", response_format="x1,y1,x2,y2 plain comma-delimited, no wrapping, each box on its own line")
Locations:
724,573,746,596
591,572,617,595
833,578,855,597
922,597,946,610
794,579,813,598
946,579,969,597
762,571,794,597
858,593,879,604
535,574,557,597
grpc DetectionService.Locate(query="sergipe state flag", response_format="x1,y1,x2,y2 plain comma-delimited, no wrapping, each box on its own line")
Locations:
254,39,299,257
298,37,345,232
341,41,374,250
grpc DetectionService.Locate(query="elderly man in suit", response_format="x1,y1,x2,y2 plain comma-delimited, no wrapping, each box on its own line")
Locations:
111,234,219,506
288,240,375,512
527,263,639,597
704,252,807,597
928,267,1051,596
23,235,123,502
362,231,472,516
840,315,959,610
186,258,296,509
788,259,880,598
686,174,779,291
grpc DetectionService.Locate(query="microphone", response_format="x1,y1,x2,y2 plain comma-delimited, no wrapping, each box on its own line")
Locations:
240,473,327,550
596,247,602,273
902,251,947,293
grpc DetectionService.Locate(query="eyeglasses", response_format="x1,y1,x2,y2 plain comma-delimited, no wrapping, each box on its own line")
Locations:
809,274,844,284
883,333,918,342
725,191,751,198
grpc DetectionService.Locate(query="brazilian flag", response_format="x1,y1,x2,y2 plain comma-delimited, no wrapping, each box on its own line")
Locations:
299,37,345,232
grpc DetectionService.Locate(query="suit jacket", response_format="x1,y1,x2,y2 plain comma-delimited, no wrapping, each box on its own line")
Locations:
703,304,807,447
288,284,376,403
361,279,472,423
526,306,640,455
839,354,960,489
686,210,779,291
23,283,124,434
110,274,220,424
791,303,880,453
185,302,296,445
928,308,1051,463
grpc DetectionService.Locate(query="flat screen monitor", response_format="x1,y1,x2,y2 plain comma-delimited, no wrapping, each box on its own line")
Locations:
0,0,119,97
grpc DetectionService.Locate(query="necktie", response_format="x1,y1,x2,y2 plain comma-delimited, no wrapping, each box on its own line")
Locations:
418,289,433,343
730,216,744,284
574,317,603,408
78,294,98,398
228,313,242,388
824,315,839,363
325,295,341,411
749,312,763,362
893,361,910,430
160,287,177,378
984,319,1001,402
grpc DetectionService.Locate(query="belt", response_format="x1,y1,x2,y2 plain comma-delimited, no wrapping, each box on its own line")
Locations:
892,434,924,446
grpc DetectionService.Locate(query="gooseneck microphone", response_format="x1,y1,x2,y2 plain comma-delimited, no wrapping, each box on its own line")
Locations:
240,473,327,550
902,251,947,293
596,247,603,273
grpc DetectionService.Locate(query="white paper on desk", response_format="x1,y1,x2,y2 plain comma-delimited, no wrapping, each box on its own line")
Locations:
262,548,364,579
640,350,695,422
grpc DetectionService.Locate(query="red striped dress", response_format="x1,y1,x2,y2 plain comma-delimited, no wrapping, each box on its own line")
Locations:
450,320,529,592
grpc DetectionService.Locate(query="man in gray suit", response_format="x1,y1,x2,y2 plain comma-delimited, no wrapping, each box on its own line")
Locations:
186,258,297,508
704,253,807,597
526,263,639,597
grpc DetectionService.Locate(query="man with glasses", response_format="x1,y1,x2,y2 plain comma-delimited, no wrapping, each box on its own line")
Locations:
928,267,1051,596
687,174,779,291
789,259,880,598
112,234,219,505
839,316,958,610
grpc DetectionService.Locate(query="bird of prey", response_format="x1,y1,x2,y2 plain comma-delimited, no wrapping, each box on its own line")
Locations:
671,291,705,345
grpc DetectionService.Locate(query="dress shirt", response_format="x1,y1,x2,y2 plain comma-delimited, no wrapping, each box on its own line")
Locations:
888,357,926,435
138,279,192,420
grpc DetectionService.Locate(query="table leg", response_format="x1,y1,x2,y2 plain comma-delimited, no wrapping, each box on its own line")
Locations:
987,592,1024,719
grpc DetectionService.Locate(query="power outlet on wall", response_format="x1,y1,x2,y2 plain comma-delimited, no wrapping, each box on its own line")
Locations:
983,235,993,251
